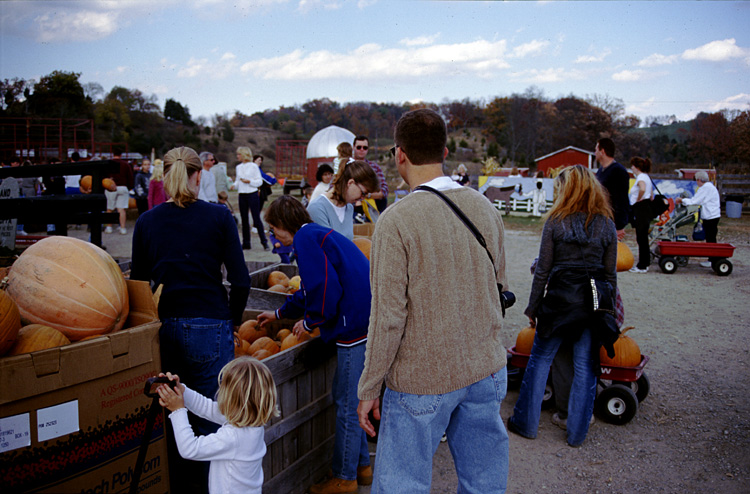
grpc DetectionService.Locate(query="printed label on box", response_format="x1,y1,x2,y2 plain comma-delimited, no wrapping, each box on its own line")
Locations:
37,400,79,442
0,413,31,453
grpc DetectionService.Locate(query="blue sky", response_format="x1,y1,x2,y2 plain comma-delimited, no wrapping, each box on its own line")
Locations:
1,0,749,125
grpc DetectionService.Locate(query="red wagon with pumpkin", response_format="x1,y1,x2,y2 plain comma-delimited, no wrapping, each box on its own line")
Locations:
507,326,650,425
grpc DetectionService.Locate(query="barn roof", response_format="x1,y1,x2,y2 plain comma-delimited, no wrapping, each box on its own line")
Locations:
535,146,595,162
306,125,356,159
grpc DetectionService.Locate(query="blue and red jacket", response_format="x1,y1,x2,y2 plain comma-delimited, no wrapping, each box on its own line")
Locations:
275,223,370,347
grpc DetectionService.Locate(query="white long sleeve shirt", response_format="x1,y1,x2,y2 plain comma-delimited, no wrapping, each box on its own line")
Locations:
199,169,218,203
681,181,720,220
234,162,263,193
169,386,266,494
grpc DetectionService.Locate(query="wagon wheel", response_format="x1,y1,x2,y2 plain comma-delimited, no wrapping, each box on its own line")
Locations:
712,259,733,276
676,256,689,267
506,360,525,390
541,381,555,410
595,384,638,425
659,256,678,274
610,374,650,403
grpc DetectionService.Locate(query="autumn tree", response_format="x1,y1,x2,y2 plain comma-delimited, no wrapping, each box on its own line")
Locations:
164,98,194,126
28,70,91,118
689,111,733,165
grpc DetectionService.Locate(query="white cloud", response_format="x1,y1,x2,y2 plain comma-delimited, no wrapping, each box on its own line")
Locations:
35,10,120,42
706,93,750,113
612,69,646,82
625,96,657,115
510,39,549,58
177,53,239,79
508,67,585,84
574,49,611,64
682,38,747,62
400,34,440,47
637,53,679,67
240,39,509,80
297,0,344,13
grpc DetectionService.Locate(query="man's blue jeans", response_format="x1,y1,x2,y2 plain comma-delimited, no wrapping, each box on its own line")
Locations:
372,370,509,494
332,343,370,480
509,327,597,447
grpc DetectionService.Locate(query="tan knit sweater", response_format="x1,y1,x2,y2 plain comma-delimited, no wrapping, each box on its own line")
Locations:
357,186,509,400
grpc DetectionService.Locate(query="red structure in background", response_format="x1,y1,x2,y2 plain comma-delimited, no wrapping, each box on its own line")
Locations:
534,146,596,177
275,140,310,193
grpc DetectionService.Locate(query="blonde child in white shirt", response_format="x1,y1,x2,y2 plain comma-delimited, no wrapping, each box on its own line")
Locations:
157,357,279,494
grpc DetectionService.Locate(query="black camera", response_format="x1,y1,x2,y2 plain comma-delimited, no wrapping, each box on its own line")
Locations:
498,285,516,317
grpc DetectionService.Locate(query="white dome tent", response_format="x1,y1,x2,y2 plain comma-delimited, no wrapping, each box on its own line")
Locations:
306,125,356,160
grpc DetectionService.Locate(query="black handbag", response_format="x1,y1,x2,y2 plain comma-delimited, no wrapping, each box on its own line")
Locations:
415,185,515,316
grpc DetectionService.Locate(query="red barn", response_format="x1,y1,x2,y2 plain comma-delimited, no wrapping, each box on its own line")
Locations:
535,146,595,177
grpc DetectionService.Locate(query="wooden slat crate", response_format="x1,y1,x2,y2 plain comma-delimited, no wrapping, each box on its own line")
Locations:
240,310,337,494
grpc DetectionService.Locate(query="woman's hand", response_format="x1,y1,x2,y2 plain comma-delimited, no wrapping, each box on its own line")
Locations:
292,320,307,337
257,311,277,329
527,316,536,329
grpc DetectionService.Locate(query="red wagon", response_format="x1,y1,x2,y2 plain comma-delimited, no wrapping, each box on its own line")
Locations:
507,346,650,425
655,241,735,276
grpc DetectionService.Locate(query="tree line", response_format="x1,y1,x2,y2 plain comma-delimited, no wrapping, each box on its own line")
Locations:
2,71,748,171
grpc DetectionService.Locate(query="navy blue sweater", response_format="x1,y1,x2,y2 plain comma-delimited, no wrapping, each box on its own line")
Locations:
596,161,631,230
276,223,370,346
131,200,250,326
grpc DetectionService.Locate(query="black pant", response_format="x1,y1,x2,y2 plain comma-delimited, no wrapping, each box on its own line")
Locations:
703,217,720,261
633,200,652,269
239,192,267,248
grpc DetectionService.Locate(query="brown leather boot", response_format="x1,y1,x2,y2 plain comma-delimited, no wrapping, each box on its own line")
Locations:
308,477,357,494
357,465,373,485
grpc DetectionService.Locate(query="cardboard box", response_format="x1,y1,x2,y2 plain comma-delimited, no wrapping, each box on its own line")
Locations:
0,280,169,494
353,223,376,238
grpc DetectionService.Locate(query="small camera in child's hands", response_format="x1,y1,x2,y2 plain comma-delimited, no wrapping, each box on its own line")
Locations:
145,376,177,398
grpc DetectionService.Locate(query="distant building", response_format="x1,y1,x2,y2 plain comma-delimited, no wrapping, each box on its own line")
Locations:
534,146,595,177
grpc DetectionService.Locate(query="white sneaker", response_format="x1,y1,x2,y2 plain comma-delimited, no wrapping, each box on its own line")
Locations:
629,266,648,273
700,261,712,268
119,227,127,235
104,226,113,234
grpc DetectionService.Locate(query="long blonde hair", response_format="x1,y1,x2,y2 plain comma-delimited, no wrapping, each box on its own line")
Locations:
163,147,201,207
546,165,613,225
216,356,279,428
150,159,164,182
236,146,253,163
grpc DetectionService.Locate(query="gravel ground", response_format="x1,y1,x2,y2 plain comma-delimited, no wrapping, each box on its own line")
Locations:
73,203,750,494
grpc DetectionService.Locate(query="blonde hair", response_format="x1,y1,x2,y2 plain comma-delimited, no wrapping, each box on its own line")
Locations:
236,146,253,163
163,147,202,207
546,165,613,226
216,357,279,428
151,160,164,182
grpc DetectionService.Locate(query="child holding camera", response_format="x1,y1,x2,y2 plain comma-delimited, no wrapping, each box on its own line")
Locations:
157,357,279,494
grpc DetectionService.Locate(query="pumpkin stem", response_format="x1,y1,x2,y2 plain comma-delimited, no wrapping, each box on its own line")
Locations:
621,326,635,336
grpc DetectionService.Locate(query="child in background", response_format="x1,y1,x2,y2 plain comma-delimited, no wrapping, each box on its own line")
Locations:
300,185,313,208
218,191,241,226
310,163,334,203
157,357,279,494
269,228,294,264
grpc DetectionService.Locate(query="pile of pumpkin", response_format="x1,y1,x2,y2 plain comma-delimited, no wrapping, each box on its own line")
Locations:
266,271,301,295
515,324,642,367
234,319,319,360
1,237,130,357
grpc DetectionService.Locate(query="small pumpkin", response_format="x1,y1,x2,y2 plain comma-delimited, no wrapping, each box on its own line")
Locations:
276,329,291,342
280,333,299,351
249,336,279,357
353,238,372,260
267,271,290,288
10,324,71,355
515,326,535,355
80,175,93,191
616,242,634,272
238,320,267,343
102,178,118,192
599,326,641,367
268,284,288,293
235,338,251,357
0,289,22,355
252,349,272,360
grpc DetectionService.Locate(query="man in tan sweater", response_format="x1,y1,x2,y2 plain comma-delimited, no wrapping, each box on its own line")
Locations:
357,109,510,493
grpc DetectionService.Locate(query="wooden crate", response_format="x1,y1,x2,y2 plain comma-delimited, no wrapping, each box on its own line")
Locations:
247,264,298,310
240,310,337,494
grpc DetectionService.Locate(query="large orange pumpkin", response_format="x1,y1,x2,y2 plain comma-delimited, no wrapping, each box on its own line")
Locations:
280,333,299,351
238,320,267,343
249,336,279,356
6,237,129,341
600,326,641,367
276,329,291,342
616,242,634,272
515,326,536,355
353,238,372,260
10,324,71,355
0,289,22,355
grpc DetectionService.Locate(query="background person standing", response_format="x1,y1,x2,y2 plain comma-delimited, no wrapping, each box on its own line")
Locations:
594,137,629,241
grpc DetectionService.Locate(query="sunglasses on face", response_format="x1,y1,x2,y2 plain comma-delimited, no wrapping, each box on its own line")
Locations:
355,145,368,150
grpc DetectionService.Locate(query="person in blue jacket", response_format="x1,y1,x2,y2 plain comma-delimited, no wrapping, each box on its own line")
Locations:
257,195,373,493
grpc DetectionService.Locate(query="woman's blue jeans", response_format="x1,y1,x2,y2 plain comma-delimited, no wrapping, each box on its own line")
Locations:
509,328,597,447
331,343,370,480
372,370,509,494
